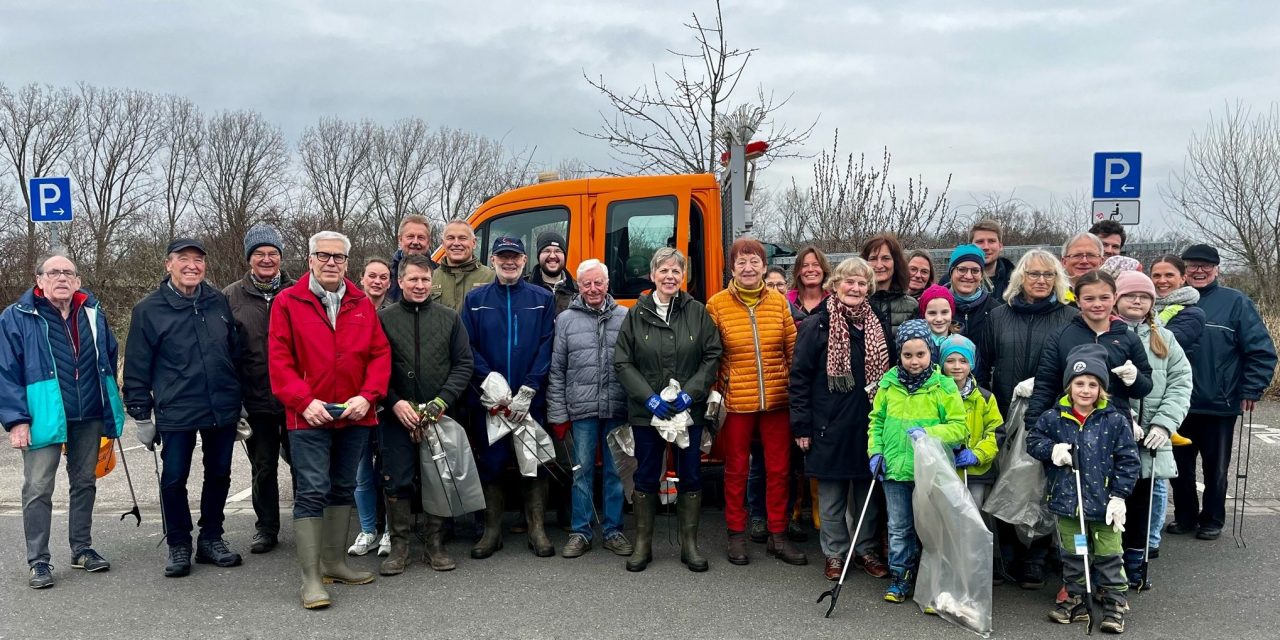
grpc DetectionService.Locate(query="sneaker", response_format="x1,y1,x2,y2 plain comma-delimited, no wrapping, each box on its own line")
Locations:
1100,602,1126,634
824,556,843,581
29,562,54,589
347,531,378,556
195,538,243,568
602,532,634,556
377,532,392,557
855,553,890,579
1020,564,1045,590
1048,595,1089,624
748,517,768,543
71,548,111,572
165,545,192,578
561,533,592,558
884,573,912,603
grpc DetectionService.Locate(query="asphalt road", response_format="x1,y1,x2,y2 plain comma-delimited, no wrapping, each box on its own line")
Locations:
3,405,1280,640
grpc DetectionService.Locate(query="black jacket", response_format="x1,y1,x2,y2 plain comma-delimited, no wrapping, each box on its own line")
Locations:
525,270,578,315
1188,281,1278,415
614,291,722,428
123,279,242,432
1163,304,1206,360
379,298,473,410
789,306,873,481
223,272,295,415
1025,316,1153,432
978,295,1079,415
951,289,1000,344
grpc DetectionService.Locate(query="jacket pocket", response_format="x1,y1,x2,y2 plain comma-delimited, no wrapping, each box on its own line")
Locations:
26,378,67,450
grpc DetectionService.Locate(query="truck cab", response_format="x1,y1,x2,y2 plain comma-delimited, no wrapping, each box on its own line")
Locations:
461,173,726,304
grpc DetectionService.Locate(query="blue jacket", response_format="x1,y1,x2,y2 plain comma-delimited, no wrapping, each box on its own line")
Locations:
123,279,242,432
460,278,556,413
1188,281,1278,415
0,288,125,450
1027,397,1140,521
1025,316,1153,432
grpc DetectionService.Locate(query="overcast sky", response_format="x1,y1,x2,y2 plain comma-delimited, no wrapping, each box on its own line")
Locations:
2,0,1276,234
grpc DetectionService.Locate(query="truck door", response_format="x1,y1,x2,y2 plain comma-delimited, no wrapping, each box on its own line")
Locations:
591,187,695,303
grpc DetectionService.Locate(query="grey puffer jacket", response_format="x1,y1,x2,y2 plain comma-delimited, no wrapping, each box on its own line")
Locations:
547,294,628,424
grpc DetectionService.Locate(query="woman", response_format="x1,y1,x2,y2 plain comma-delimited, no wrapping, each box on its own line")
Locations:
708,238,803,567
766,266,805,323
945,244,999,342
360,258,392,310
787,245,831,319
906,250,935,298
614,248,723,573
861,234,917,354
348,256,394,558
790,257,891,581
1150,254,1207,358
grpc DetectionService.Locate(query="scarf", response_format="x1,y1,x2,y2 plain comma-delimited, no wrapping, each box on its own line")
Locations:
958,375,977,400
731,280,765,308
308,274,346,328
898,365,934,394
826,296,889,394
251,273,283,295
1155,285,1200,312
953,286,988,309
1009,292,1059,315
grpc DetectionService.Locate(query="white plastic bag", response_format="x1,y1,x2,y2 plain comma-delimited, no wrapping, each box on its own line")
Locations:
650,379,694,449
606,425,638,503
983,398,1055,545
478,372,554,477
913,434,993,638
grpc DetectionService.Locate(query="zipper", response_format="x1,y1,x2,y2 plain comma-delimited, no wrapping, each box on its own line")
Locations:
505,285,513,384
748,305,765,409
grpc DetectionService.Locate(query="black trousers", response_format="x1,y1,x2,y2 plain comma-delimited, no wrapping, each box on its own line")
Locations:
1122,478,1154,549
245,412,293,536
1171,413,1237,530
378,416,421,500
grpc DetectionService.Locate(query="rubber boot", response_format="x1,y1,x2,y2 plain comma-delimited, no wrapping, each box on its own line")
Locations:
422,514,456,571
1123,548,1146,591
320,506,376,585
626,491,655,572
471,483,505,559
295,517,331,610
379,497,413,576
524,477,555,557
678,490,709,572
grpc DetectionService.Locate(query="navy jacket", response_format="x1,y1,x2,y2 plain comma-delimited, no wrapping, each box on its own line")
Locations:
1027,397,1140,520
123,279,242,432
1025,316,1153,432
1188,282,1277,415
386,249,438,303
788,306,874,481
460,278,556,412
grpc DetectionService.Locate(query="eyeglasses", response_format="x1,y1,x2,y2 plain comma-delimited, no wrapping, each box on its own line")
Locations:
251,250,281,260
1064,253,1101,261
312,252,348,264
952,267,982,277
1185,264,1215,273
1025,271,1055,281
40,269,79,279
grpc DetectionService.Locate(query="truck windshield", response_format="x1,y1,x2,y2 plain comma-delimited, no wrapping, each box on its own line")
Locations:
476,206,570,274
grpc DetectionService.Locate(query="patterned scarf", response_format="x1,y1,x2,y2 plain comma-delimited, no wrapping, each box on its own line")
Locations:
826,296,889,394
308,274,346,328
1155,285,1199,312
958,375,977,399
251,273,282,295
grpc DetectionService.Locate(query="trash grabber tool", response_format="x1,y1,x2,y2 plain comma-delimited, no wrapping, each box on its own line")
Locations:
151,447,169,548
561,427,602,528
1138,472,1156,592
115,439,141,526
1071,445,1099,635
818,476,879,618
1232,410,1254,548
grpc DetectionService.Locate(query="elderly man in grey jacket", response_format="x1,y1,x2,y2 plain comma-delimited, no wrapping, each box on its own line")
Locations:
547,259,633,559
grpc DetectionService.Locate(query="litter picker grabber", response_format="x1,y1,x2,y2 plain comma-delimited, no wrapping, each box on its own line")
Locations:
115,439,141,526
1138,471,1156,592
1071,446,1100,635
818,477,879,618
1232,409,1254,548
151,447,169,548
560,427,603,529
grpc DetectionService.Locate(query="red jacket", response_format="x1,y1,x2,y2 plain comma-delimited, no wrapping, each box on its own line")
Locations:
268,274,391,430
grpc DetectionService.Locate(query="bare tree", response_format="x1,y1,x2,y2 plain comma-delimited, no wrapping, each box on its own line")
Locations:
957,192,1078,247
155,94,204,240
0,83,82,275
365,117,433,246
581,0,813,175
1163,101,1280,306
429,127,535,222
298,117,374,234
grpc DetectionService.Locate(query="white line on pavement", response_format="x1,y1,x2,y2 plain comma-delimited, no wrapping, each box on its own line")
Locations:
226,487,252,504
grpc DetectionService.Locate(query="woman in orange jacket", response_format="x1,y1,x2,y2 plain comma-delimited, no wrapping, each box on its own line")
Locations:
708,237,803,567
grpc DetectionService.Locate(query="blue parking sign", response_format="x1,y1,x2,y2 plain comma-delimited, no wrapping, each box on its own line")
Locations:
29,177,73,222
1092,152,1141,199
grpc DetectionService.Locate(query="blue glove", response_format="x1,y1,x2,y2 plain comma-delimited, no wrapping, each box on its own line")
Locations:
646,394,674,419
671,391,694,412
907,427,927,442
869,454,885,479
954,448,979,468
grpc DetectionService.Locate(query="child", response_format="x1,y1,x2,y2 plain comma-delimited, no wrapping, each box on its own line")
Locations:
1027,343,1139,634
918,284,957,345
868,319,967,603
938,335,1001,507
1113,272,1191,589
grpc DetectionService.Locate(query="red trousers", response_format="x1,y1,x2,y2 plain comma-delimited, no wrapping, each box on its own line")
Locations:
721,409,791,534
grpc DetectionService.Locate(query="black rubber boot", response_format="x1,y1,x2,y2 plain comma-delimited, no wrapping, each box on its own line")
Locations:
626,491,655,572
379,497,413,576
422,515,456,571
471,483,505,559
678,491,708,572
524,477,555,557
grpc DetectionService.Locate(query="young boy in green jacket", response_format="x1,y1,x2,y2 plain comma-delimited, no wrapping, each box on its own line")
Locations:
938,335,1001,507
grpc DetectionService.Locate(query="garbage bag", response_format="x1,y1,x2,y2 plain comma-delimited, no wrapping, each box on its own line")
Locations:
983,398,1055,545
650,379,694,449
418,416,486,517
606,425,638,503
478,372,555,477
913,434,993,638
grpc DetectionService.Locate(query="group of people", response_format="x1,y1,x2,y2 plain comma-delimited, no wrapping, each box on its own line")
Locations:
2,214,1275,633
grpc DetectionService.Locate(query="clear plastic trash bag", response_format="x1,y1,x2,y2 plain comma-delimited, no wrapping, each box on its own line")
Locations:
982,397,1055,545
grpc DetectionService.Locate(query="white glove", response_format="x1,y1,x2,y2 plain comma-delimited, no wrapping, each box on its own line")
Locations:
1144,426,1170,450
1105,496,1127,533
136,419,158,451
506,385,536,423
235,418,252,442
1013,377,1035,399
1131,417,1144,442
1111,360,1138,386
1051,443,1073,467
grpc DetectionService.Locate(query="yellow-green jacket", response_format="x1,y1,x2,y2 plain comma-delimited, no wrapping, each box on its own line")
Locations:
959,380,1002,484
868,366,967,482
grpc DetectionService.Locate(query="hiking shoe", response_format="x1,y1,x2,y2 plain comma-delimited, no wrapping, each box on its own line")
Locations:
347,531,378,556
786,520,809,542
71,548,110,572
1165,522,1195,535
855,553,889,579
165,545,192,578
824,556,844,581
766,533,808,566
195,538,243,568
561,533,591,558
376,532,392,557
1196,527,1221,541
250,532,278,555
1100,602,1126,634
602,531,634,556
29,562,54,589
1048,595,1089,624
748,517,768,543
727,530,750,565
1020,564,1045,590
884,573,912,603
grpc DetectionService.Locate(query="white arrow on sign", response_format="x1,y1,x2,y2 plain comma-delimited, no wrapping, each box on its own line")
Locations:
1120,184,1134,193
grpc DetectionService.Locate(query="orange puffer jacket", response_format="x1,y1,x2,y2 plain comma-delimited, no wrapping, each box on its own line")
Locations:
707,283,797,413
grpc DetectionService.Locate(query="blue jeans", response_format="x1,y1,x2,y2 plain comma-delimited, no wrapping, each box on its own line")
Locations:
632,423,703,494
288,426,370,519
883,479,920,577
159,426,237,547
570,418,625,539
354,435,380,534
1150,479,1168,549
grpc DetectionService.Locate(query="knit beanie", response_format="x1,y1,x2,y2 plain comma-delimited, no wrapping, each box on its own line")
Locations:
896,319,937,362
939,334,977,369
1062,343,1110,392
947,244,986,273
536,231,566,255
918,284,955,316
1115,271,1156,299
1101,255,1142,278
243,224,284,261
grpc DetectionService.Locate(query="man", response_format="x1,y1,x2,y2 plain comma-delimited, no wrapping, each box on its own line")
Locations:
223,224,295,554
269,230,391,609
124,239,243,578
1,254,124,589
377,254,473,575
387,214,435,302
968,219,1015,302
1089,219,1127,258
461,236,557,559
525,231,577,314
1060,232,1105,288
433,219,495,312
1169,244,1277,541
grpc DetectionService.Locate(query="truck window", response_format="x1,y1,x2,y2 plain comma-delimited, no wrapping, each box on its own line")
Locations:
477,206,570,275
687,201,706,301
604,196,677,298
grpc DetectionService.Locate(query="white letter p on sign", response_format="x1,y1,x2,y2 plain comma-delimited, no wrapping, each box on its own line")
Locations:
37,183,61,217
1104,159,1130,194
